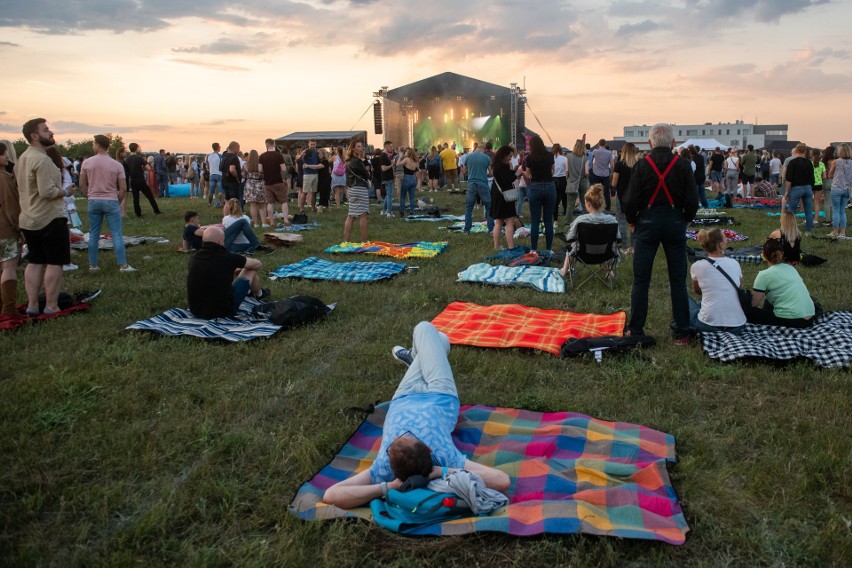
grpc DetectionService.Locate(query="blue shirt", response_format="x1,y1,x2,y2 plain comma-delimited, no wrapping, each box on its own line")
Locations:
369,393,467,483
302,149,319,174
465,151,491,185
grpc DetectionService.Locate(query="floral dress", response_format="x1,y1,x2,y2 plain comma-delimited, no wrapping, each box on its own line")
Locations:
243,168,265,203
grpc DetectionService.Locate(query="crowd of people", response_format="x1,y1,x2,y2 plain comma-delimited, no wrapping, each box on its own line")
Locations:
0,119,846,349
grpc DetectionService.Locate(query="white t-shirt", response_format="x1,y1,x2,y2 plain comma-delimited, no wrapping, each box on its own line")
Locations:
222,214,251,244
553,154,568,178
769,158,781,175
690,257,747,327
207,152,222,176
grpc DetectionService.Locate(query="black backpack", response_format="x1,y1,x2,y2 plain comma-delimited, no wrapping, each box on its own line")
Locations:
252,295,328,328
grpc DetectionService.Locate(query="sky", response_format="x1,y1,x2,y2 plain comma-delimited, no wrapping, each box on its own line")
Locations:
1,0,850,153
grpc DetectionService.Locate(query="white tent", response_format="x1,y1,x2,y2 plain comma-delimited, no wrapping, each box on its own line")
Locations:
676,138,728,151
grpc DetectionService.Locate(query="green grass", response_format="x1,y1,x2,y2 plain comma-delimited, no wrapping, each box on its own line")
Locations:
1,192,850,567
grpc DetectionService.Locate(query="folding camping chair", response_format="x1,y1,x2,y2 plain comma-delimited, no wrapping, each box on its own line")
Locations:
565,223,620,290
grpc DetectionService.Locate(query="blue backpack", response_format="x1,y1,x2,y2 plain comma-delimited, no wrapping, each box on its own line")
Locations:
371,488,472,534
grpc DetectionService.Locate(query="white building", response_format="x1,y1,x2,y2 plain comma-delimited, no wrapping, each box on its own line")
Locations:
615,121,788,150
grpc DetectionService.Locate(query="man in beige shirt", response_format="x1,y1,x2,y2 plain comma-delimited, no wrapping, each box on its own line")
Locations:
15,118,70,315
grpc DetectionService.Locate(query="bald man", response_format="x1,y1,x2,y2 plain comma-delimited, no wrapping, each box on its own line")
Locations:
186,226,269,319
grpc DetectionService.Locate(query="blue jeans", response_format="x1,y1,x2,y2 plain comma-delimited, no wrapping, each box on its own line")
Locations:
224,218,259,253
697,183,708,208
87,199,126,267
688,296,744,334
831,187,850,229
464,182,493,232
527,181,556,251
399,174,417,214
157,173,169,197
786,185,814,232
515,185,528,218
615,194,630,248
393,322,457,399
628,207,689,338
232,276,252,313
209,175,222,203
383,180,394,214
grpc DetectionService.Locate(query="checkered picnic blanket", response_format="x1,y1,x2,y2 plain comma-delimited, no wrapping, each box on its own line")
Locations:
700,311,852,368
269,257,405,283
686,229,748,242
289,402,688,544
126,297,281,341
458,263,565,293
431,302,626,355
324,241,448,259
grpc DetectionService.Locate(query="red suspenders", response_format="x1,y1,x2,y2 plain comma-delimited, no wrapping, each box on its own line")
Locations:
644,155,679,207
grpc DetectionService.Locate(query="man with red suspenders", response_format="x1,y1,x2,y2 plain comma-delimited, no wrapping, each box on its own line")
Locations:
622,123,699,344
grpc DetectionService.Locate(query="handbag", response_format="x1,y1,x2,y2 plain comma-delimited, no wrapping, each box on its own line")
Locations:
705,259,752,314
494,178,519,202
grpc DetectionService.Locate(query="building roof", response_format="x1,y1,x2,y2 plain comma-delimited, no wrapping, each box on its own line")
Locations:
274,131,367,150
386,72,510,102
764,140,800,152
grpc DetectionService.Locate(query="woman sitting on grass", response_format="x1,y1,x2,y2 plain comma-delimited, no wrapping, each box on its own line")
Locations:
688,228,746,334
769,210,801,264
221,198,261,254
748,238,818,328
559,183,619,277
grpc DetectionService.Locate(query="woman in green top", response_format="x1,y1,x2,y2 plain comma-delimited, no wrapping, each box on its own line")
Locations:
748,238,818,328
811,149,826,225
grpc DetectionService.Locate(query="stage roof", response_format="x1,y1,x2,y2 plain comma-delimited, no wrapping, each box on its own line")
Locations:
274,131,366,150
387,72,510,102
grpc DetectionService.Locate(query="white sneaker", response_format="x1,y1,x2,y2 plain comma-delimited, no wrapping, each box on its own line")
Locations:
63,264,78,272
120,265,137,273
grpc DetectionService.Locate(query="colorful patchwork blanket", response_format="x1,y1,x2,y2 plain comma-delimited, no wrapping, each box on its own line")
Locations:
700,311,852,368
686,229,748,242
126,297,281,341
289,402,689,544
432,302,626,355
269,257,405,283
71,235,170,250
457,263,565,293
324,241,448,258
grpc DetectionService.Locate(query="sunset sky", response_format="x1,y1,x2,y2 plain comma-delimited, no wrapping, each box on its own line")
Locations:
1,0,850,153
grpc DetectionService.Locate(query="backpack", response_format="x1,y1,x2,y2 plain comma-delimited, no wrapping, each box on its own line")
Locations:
370,488,472,534
332,157,346,177
252,295,328,328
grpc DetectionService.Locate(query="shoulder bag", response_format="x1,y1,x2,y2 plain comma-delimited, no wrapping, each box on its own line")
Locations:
705,259,752,314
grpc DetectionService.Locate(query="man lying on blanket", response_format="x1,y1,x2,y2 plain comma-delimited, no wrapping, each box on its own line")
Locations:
323,322,511,509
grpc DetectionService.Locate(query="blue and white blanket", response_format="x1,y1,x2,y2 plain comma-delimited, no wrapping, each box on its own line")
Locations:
457,263,565,293
269,257,406,283
126,297,281,341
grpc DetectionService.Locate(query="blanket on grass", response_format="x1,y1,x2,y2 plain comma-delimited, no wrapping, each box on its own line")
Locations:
269,257,405,283
0,303,92,331
688,246,765,264
126,296,281,341
686,229,748,242
766,210,827,219
432,302,626,355
276,221,320,232
71,235,170,250
690,217,737,227
457,263,565,293
289,402,688,544
485,246,531,264
405,214,465,222
700,311,852,368
447,221,490,233
324,241,448,258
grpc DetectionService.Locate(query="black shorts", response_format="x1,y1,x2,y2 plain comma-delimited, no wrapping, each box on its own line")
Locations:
742,174,755,184
428,165,441,180
22,217,70,265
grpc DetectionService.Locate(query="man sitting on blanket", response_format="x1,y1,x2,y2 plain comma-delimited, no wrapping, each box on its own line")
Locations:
187,227,270,319
323,322,511,509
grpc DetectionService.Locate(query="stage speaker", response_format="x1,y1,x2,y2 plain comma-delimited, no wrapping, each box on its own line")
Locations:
373,101,383,135
517,97,526,145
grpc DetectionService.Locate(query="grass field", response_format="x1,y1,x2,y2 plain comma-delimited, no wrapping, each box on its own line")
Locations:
1,189,850,567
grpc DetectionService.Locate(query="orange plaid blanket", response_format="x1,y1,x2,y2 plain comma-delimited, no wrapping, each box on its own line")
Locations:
431,302,626,355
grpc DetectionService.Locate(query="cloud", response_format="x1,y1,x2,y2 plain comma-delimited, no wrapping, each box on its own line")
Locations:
50,120,174,134
0,41,20,47
169,58,245,72
616,19,666,37
173,38,254,55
